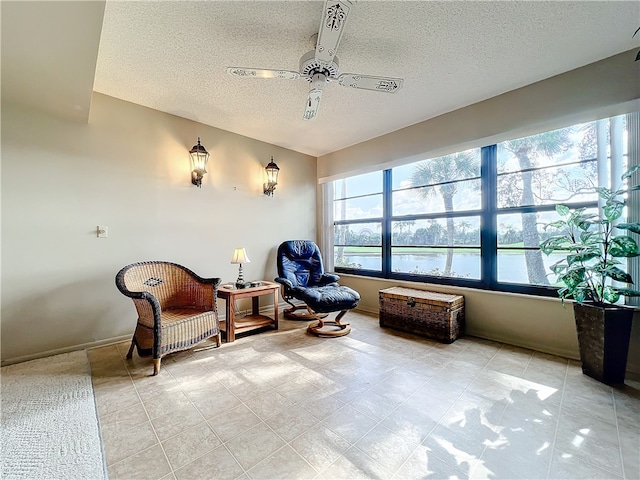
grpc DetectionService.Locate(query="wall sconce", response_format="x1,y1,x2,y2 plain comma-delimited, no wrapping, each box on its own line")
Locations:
230,247,251,288
189,137,209,188
263,156,280,196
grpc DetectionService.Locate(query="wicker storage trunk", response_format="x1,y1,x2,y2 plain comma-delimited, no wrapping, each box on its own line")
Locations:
379,287,465,343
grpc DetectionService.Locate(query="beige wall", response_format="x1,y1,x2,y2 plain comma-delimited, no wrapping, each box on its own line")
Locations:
1,93,317,363
318,49,640,181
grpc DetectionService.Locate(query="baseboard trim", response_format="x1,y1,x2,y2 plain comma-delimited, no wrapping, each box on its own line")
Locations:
1,302,291,367
1,335,132,367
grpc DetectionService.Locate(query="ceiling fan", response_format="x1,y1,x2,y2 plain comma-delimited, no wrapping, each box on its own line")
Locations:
226,0,404,121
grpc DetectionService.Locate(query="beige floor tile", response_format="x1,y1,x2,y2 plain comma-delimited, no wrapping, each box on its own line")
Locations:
548,449,624,480
554,419,624,476
380,404,438,445
619,424,640,480
246,445,318,479
276,376,322,404
242,390,293,420
300,393,346,421
265,404,321,442
355,424,420,474
95,385,143,418
150,403,205,441
107,444,171,480
173,445,244,480
322,404,378,444
320,445,393,479
187,385,241,419
225,422,286,470
162,421,222,470
208,403,262,443
99,402,150,441
475,429,553,479
143,390,194,420
290,424,351,472
394,445,467,479
102,419,159,466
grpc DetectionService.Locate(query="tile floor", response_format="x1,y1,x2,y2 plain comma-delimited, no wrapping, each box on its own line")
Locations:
88,311,640,480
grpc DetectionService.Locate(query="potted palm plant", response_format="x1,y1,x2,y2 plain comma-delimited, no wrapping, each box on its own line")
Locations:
540,166,640,385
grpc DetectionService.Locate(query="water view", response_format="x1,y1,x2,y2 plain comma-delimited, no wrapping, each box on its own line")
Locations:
341,252,566,284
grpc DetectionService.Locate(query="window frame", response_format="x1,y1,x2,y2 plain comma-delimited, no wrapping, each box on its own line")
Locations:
332,124,621,298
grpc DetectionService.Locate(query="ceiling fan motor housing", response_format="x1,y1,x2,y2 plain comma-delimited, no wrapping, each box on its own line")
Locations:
299,49,339,83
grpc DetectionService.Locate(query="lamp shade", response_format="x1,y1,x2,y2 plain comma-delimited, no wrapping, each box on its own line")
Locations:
230,248,251,264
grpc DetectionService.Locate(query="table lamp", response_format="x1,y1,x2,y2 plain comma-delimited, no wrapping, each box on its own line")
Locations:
231,248,251,288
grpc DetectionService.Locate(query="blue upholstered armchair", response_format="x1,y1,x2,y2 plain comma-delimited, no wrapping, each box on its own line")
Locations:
275,240,359,336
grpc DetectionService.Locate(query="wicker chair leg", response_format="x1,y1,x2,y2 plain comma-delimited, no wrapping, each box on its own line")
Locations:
152,358,161,376
216,332,221,346
126,340,135,360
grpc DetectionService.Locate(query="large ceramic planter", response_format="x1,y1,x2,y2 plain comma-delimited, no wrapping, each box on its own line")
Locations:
573,303,634,385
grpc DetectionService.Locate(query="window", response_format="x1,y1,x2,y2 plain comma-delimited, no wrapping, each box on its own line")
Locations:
334,171,383,272
331,113,636,297
391,148,481,279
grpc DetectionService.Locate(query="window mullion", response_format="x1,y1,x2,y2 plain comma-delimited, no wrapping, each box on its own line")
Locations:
382,169,392,276
481,145,497,289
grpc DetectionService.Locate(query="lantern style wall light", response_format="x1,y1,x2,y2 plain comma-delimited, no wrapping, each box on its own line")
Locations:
189,137,209,188
263,157,280,196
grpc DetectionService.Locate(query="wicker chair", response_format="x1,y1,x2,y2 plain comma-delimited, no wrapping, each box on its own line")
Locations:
115,261,222,375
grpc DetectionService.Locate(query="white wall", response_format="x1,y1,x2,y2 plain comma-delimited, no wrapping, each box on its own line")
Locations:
1,93,317,363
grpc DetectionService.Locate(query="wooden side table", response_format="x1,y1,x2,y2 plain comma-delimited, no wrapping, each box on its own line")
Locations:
216,281,279,342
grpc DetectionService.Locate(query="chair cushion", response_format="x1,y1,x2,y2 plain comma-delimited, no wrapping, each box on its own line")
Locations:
295,285,360,313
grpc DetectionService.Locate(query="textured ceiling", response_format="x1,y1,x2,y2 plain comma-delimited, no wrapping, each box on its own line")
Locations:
94,1,640,157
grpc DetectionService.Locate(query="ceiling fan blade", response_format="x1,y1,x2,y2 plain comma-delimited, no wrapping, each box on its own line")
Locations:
303,88,323,121
337,74,404,93
315,0,352,65
226,67,300,80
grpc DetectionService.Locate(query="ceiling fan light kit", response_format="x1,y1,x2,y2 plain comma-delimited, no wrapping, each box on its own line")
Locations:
226,0,404,121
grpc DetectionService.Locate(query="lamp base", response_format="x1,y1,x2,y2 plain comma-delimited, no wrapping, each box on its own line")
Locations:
236,281,248,289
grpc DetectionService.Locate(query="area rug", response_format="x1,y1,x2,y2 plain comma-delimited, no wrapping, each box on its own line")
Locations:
0,350,107,480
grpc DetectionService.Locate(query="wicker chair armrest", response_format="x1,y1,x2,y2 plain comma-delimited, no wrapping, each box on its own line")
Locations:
190,275,222,288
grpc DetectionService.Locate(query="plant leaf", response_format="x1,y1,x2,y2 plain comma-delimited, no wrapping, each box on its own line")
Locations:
567,250,600,265
603,287,620,304
544,220,567,230
560,268,585,289
609,236,640,257
621,165,640,180
604,202,623,221
556,205,570,216
617,222,640,234
603,266,633,283
549,258,567,274
595,187,614,200
540,236,571,255
614,287,640,297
